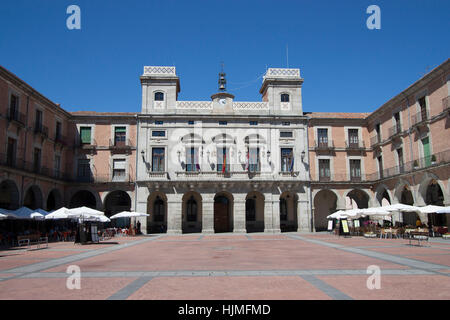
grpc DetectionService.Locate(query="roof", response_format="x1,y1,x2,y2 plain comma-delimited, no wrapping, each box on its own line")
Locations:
70,111,137,116
306,112,370,119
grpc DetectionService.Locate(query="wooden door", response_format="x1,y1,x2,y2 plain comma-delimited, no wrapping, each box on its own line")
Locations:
214,199,229,233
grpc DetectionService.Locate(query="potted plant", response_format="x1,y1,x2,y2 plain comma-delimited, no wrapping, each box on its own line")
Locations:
431,155,437,165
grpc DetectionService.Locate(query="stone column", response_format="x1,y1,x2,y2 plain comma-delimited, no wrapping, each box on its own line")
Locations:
233,193,246,233
202,194,215,234
272,196,281,233
136,185,149,234
297,200,311,233
167,193,182,234
264,193,274,233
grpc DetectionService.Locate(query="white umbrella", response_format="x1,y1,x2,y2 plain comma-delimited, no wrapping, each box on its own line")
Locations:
357,207,392,217
79,215,111,223
109,211,149,219
416,205,445,214
30,212,45,220
436,206,450,214
381,203,420,212
69,206,104,216
45,207,73,220
340,208,364,219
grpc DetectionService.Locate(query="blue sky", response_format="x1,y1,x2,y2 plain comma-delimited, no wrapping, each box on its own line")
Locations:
0,0,449,113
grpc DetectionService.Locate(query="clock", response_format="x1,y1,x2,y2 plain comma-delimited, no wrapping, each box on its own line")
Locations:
219,98,226,105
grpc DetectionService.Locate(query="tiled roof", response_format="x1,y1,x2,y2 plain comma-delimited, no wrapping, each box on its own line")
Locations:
70,111,137,116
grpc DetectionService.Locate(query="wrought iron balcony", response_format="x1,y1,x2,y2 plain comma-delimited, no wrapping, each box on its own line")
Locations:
388,124,402,139
411,110,428,127
314,140,335,151
370,135,382,147
345,140,366,150
34,123,49,137
7,111,26,127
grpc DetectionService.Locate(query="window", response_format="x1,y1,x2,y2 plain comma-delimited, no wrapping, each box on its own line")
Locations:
246,198,256,222
35,110,43,131
377,156,383,178
217,147,230,173
281,148,294,172
188,120,194,125
319,159,330,181
155,120,164,125
114,127,126,146
55,121,62,141
80,127,92,145
186,196,197,222
77,159,91,181
186,147,200,172
113,159,126,181
397,148,404,173
282,122,290,126
394,112,401,132
9,94,18,119
219,121,227,125
249,121,258,126
54,155,61,178
152,148,165,172
154,92,164,101
6,138,16,167
33,148,41,173
348,129,359,147
152,131,166,137
281,93,290,103
418,97,427,119
248,147,260,172
280,131,293,138
317,128,328,147
375,123,381,142
350,159,361,181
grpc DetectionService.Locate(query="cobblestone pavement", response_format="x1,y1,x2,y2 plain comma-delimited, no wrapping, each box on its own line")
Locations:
1,233,449,300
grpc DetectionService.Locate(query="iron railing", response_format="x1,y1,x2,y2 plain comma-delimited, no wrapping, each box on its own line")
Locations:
345,140,366,149
388,123,402,138
7,111,26,126
314,140,335,150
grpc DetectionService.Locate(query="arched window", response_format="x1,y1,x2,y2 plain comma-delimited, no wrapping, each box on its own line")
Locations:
281,93,290,103
246,198,256,221
154,92,164,101
280,198,288,221
186,196,197,222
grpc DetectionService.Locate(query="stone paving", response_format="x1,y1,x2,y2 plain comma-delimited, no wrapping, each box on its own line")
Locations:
0,233,449,300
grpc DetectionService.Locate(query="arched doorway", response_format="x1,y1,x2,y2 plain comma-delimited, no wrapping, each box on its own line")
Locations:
346,189,369,209
280,192,298,232
147,193,167,233
400,186,417,226
0,180,20,210
23,185,43,210
246,191,264,233
104,191,131,217
214,193,233,233
47,189,63,211
426,180,446,226
182,192,202,233
69,190,97,209
313,190,337,232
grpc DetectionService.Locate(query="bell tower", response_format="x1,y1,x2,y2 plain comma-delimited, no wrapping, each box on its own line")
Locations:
212,63,234,113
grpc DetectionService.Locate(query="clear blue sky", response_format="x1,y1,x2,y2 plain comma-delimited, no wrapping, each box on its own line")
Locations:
0,0,449,113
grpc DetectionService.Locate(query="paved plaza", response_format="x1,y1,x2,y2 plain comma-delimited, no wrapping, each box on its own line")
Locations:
0,233,449,300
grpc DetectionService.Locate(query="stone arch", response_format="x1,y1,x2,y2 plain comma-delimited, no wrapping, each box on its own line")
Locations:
345,189,370,209
104,190,132,217
375,184,392,206
68,187,102,210
214,191,234,233
280,191,298,232
23,185,44,210
0,179,20,210
423,179,447,227
69,190,98,209
394,180,416,205
418,173,447,206
313,189,337,232
147,192,168,233
245,191,265,233
46,189,63,211
182,191,202,233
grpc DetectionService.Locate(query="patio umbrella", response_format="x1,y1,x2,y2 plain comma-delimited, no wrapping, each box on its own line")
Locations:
436,206,450,214
109,211,149,219
381,203,420,212
45,207,73,220
416,205,445,214
0,208,18,219
340,208,364,219
13,207,35,219
68,206,104,216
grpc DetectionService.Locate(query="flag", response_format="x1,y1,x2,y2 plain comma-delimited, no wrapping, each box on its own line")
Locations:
222,150,226,173
245,148,249,171
290,156,294,172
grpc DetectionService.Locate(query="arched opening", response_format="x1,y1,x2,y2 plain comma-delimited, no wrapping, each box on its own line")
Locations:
104,191,131,217
280,192,298,232
46,189,63,212
182,192,202,233
214,193,233,233
346,189,369,209
426,180,446,227
400,186,417,226
246,191,264,233
0,180,20,210
376,187,391,206
69,190,97,209
313,190,337,232
147,193,167,233
23,185,43,210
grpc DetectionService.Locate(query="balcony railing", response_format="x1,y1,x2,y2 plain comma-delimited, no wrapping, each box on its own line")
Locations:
34,123,49,137
55,134,68,146
77,139,97,149
411,110,428,126
370,135,382,147
443,96,450,113
388,124,402,139
73,173,133,183
345,140,366,150
7,111,26,126
109,139,133,149
315,140,335,150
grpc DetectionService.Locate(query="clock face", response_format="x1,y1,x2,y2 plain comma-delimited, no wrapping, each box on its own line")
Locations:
219,99,226,105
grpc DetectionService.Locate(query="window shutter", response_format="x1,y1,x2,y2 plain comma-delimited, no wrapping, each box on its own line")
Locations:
80,127,91,144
